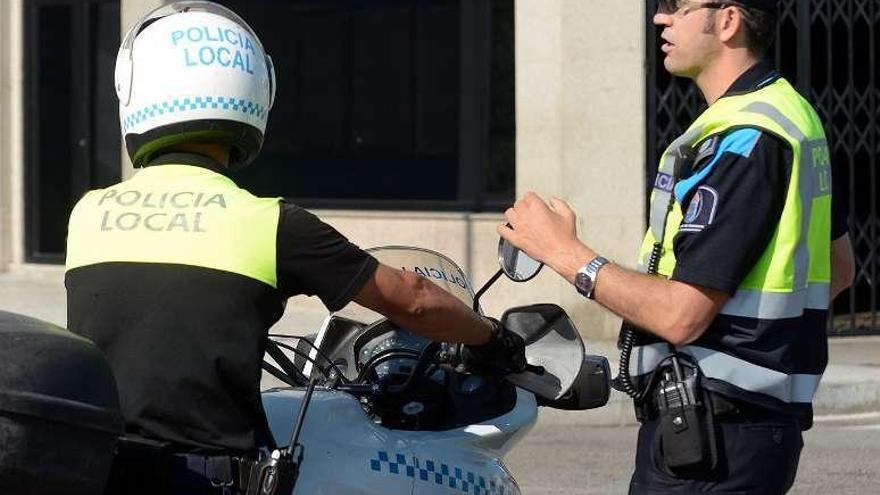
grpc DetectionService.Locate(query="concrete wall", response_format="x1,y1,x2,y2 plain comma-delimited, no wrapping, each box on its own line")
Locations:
515,0,647,339
0,0,649,341
0,0,24,272
301,0,649,340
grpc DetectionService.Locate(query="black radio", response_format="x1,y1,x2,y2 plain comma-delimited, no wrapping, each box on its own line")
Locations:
654,357,716,474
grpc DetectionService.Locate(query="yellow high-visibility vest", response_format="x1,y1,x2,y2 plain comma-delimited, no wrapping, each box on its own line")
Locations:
630,77,831,408
66,165,280,288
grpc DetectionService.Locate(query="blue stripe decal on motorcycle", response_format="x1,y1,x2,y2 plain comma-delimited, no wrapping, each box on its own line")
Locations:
370,450,517,495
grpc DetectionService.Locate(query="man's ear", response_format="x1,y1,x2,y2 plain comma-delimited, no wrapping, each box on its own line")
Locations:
717,6,743,44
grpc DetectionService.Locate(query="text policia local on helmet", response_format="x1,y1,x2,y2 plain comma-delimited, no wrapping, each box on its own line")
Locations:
115,1,277,170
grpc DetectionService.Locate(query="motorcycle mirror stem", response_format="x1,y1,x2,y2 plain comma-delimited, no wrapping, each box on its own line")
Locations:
473,234,544,313
472,268,504,313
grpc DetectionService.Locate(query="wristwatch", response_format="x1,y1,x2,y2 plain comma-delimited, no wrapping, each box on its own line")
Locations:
574,256,610,299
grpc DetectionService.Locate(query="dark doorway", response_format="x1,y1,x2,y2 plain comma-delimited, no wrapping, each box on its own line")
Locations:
24,0,121,263
645,0,880,335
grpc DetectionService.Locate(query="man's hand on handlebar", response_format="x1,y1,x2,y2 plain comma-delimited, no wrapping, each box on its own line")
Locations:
460,318,527,375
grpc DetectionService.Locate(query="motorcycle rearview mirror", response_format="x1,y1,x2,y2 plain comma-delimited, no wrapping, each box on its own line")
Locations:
499,304,611,408
472,234,544,313
498,236,542,282
500,304,584,401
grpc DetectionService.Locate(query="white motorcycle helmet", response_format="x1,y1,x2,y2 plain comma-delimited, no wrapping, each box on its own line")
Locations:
115,1,276,170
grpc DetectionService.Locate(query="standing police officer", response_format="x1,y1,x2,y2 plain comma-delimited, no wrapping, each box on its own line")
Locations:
64,2,525,494
499,0,855,493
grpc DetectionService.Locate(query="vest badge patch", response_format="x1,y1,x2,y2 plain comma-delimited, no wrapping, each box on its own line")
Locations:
680,185,718,233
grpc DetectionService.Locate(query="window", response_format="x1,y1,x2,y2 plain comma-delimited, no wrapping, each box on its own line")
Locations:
220,0,515,211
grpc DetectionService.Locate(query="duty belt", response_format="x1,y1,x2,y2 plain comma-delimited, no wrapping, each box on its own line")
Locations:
112,435,260,494
635,390,794,423
175,451,258,493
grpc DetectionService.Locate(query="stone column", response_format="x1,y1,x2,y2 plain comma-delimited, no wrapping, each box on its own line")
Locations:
515,0,647,339
0,0,24,271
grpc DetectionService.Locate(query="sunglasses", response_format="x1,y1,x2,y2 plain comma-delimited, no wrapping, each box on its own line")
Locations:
657,0,738,15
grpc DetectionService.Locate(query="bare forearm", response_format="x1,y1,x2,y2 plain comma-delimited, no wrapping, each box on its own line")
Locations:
544,240,724,346
392,278,492,345
592,264,712,344
540,240,670,332
830,273,850,301
498,193,726,346
356,266,492,345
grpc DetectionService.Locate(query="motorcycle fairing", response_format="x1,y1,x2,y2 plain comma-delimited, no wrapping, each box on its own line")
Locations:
369,447,520,495
262,388,533,494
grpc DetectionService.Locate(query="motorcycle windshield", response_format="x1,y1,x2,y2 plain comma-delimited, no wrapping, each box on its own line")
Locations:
334,246,476,325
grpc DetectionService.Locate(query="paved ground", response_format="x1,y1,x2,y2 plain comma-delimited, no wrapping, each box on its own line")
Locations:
506,414,880,494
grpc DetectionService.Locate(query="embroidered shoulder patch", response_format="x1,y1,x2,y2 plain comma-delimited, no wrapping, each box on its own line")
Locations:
693,135,720,171
680,185,719,233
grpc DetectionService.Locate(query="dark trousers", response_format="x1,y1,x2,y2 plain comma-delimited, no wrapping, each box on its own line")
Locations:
629,414,803,494
104,441,247,495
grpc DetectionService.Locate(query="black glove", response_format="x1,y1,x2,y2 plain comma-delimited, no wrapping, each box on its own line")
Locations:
460,318,527,375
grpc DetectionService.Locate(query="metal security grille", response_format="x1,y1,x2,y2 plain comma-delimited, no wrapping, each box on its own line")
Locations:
646,0,880,335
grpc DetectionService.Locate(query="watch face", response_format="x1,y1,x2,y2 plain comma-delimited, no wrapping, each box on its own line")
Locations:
575,270,594,296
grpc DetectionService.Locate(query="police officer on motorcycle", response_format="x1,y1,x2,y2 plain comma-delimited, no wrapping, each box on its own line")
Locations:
64,2,525,494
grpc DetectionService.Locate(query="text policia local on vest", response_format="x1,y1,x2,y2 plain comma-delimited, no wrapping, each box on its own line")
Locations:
95,188,227,233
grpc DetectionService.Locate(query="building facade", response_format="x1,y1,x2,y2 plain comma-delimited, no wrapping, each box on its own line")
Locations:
19,1,880,339
5,0,878,337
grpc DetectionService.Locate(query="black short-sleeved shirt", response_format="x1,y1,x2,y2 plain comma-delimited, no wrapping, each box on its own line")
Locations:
65,152,378,451
669,61,848,294
276,200,379,309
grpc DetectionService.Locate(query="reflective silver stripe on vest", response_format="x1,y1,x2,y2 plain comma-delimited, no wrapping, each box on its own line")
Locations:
720,283,830,319
629,344,822,403
629,343,671,377
742,101,827,297
650,127,704,241
742,101,806,141
683,346,821,403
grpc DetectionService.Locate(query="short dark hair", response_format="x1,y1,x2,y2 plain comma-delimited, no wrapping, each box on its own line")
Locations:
703,5,778,57
738,5,778,56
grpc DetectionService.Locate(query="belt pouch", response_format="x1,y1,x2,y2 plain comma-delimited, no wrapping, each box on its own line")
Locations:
106,436,173,494
656,373,718,474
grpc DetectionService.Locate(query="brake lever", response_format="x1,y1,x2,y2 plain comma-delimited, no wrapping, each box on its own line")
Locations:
523,364,546,375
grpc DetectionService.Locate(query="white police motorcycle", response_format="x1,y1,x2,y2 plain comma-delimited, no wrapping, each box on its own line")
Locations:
256,239,611,494
0,239,610,495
